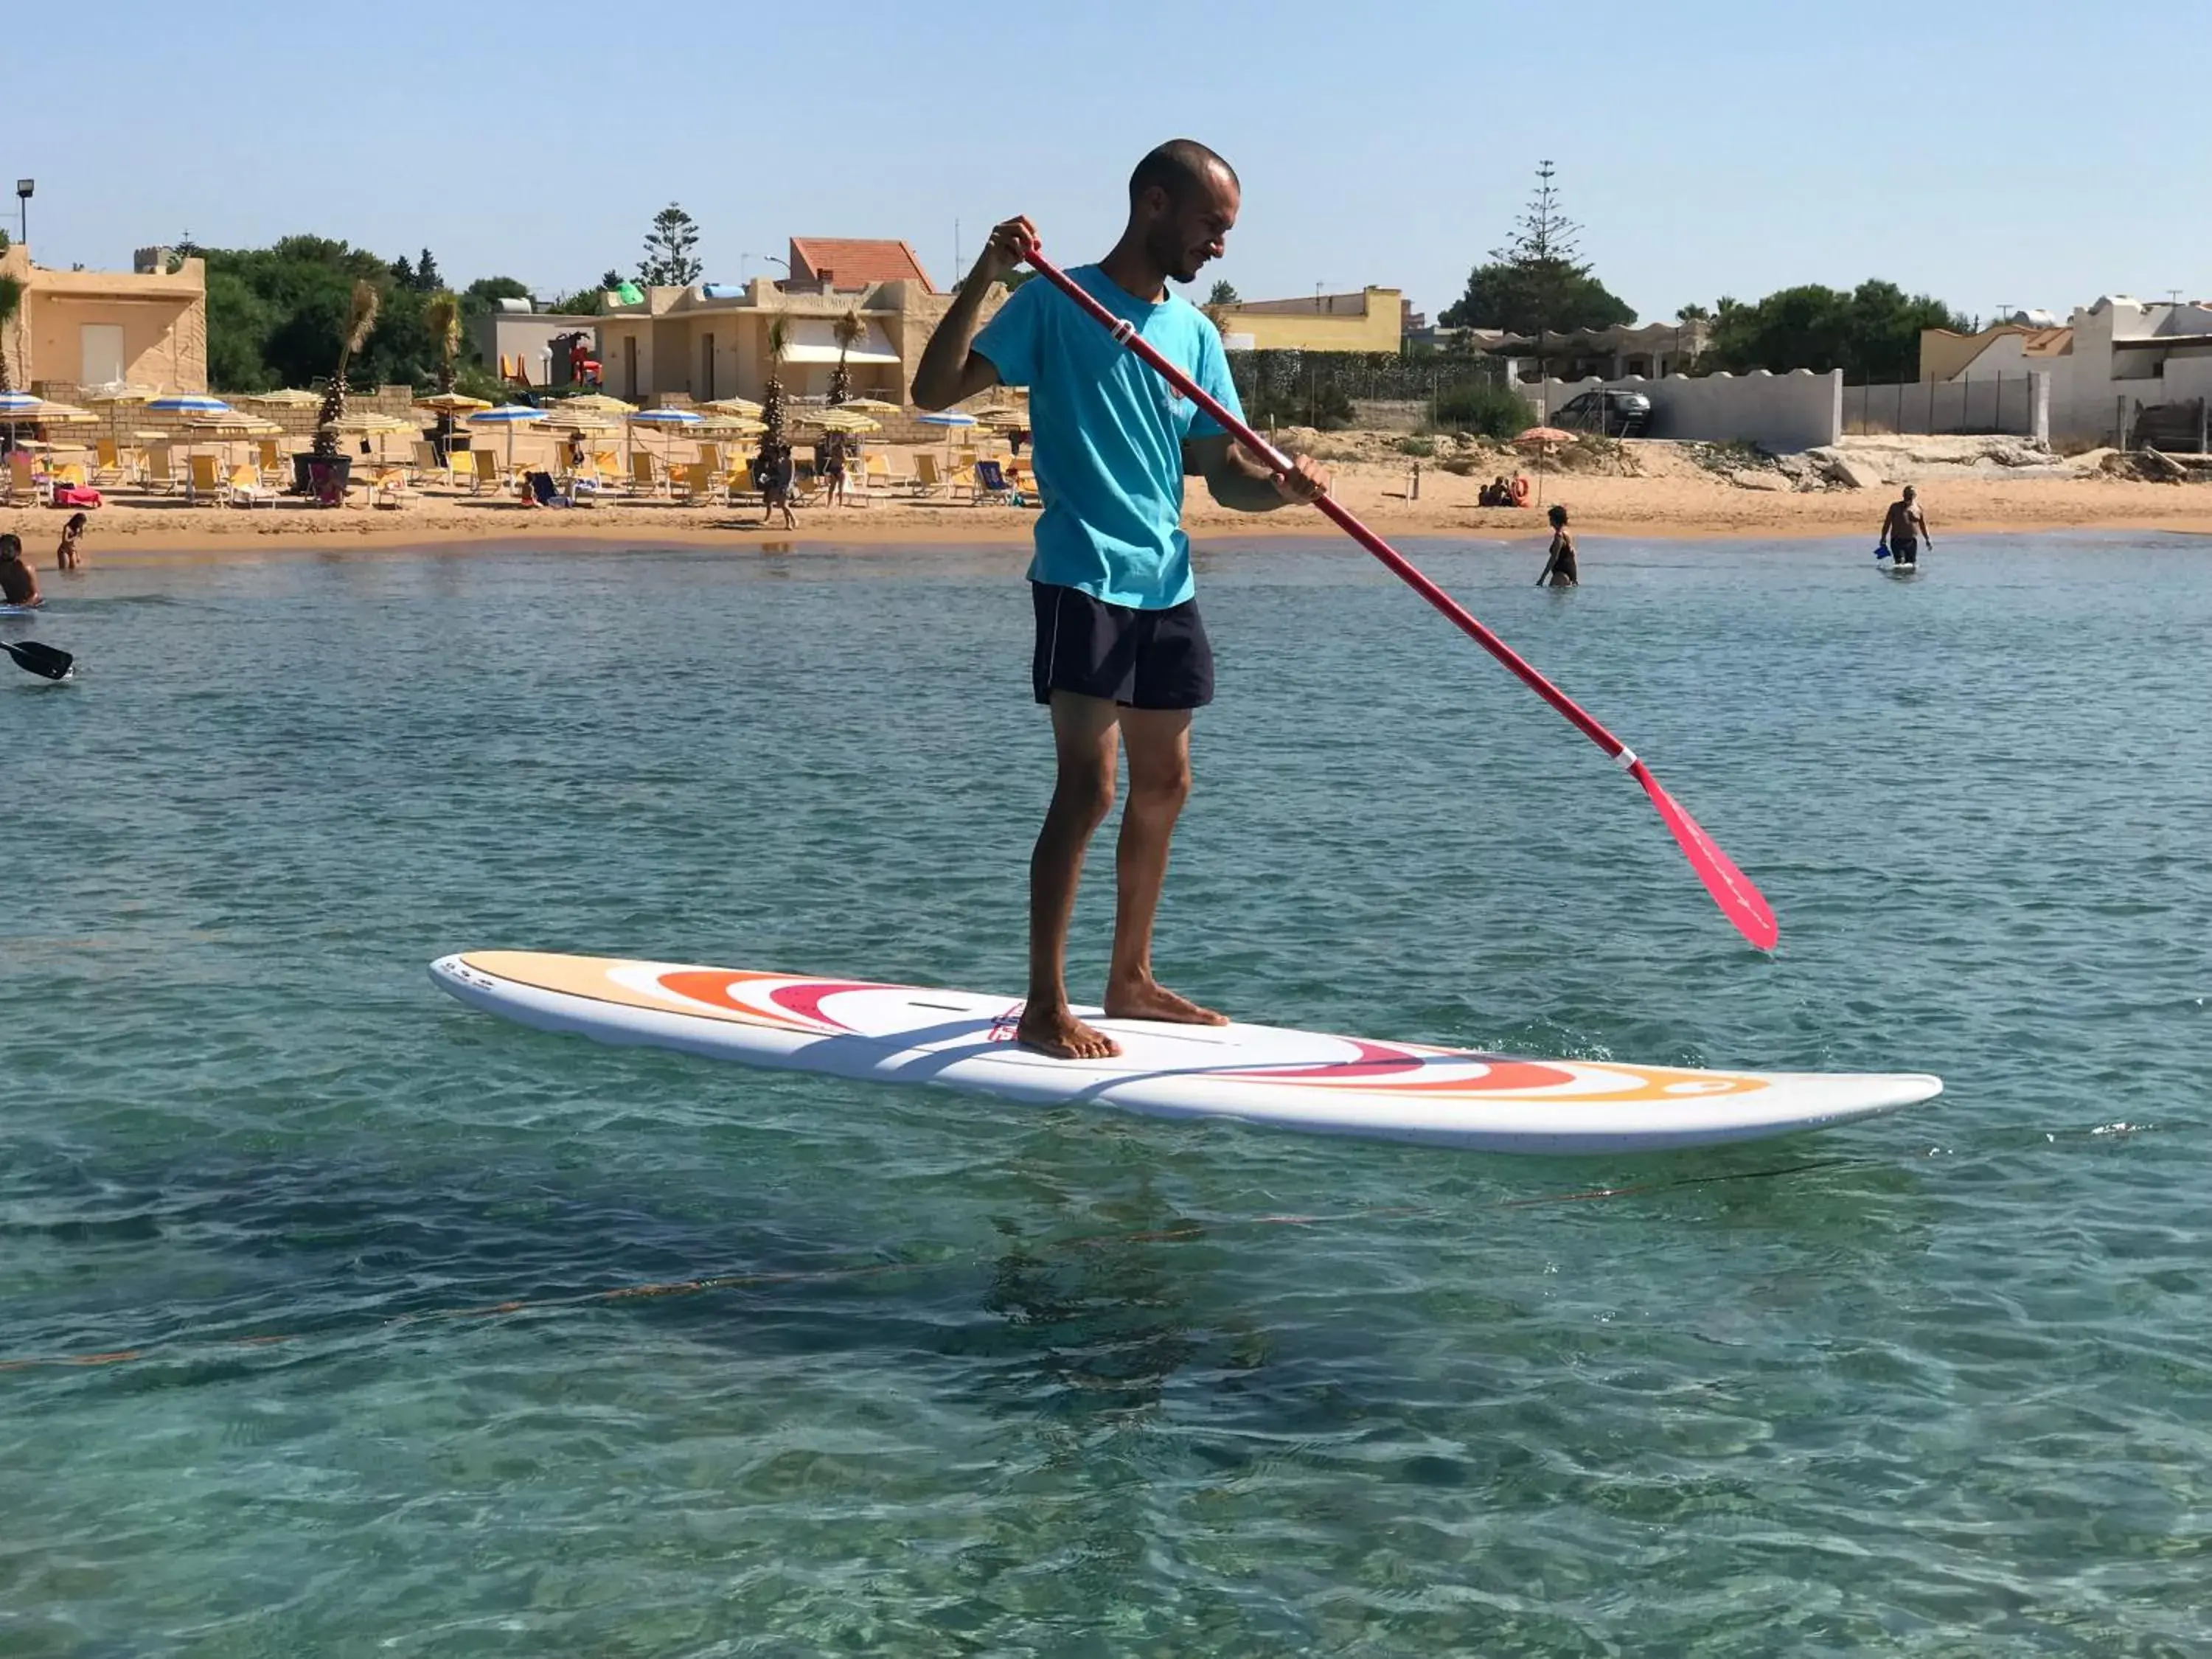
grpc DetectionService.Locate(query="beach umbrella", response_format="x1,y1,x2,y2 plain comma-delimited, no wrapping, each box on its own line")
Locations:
80,382,161,446
244,389,324,408
917,408,978,467
838,397,900,414
467,404,549,469
553,392,636,416
415,391,493,456
1513,425,1575,506
147,394,234,417
627,406,703,469
700,397,763,419
321,410,417,469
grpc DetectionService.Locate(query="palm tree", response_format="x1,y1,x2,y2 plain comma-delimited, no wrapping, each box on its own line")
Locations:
423,288,462,449
310,279,383,460
0,274,23,394
760,316,790,451
828,308,864,406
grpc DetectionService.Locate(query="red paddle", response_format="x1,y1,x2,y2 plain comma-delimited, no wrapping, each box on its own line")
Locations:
1015,237,1778,951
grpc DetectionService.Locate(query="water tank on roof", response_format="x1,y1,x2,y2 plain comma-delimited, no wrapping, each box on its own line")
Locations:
700,283,743,299
495,297,533,313
2007,308,2059,328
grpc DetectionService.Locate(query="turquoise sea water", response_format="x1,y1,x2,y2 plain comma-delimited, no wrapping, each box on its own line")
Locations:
3,531,2208,1655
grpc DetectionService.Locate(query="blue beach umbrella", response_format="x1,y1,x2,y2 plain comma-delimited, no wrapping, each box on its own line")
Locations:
142,394,237,463
625,406,703,470
467,404,549,469
0,391,45,439
916,408,978,470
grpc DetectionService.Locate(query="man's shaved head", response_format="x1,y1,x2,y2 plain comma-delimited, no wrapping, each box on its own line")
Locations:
1124,140,1242,285
1129,139,1239,206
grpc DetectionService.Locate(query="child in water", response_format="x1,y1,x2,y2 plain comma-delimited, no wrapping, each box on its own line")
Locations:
57,512,88,571
1537,504,1579,587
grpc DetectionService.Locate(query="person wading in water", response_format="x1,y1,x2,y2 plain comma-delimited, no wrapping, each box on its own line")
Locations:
912,139,1329,1060
1880,485,1931,568
1537,504,1579,587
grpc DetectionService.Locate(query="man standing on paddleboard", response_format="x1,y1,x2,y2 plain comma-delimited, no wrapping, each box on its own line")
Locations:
913,139,1327,1060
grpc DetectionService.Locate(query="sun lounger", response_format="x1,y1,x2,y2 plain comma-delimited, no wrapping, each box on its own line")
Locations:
722,458,755,503
141,447,178,495
94,439,123,484
675,461,716,504
973,459,1018,505
257,439,287,490
186,453,225,504
369,468,411,509
224,463,278,508
5,453,48,507
526,470,575,508
469,449,504,495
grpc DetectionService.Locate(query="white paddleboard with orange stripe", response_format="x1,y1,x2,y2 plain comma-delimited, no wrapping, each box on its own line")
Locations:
430,951,1940,1154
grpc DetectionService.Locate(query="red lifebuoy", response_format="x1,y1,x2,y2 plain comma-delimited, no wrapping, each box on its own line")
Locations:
1509,476,1531,507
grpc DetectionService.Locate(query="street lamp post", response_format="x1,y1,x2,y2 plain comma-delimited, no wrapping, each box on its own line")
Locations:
741,252,789,284
14,179,32,248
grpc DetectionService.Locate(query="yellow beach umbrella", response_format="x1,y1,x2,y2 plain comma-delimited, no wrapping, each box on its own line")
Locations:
700,397,764,419
245,389,325,408
837,396,900,414
554,392,637,416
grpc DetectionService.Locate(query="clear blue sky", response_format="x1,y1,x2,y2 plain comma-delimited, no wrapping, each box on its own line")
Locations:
10,0,2204,324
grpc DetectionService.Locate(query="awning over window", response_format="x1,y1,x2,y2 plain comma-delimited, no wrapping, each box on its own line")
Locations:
779,317,900,365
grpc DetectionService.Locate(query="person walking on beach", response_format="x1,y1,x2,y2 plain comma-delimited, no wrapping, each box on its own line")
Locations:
1,535,42,608
56,512,88,571
1880,485,1930,567
1537,504,1579,587
911,139,1329,1060
757,442,796,530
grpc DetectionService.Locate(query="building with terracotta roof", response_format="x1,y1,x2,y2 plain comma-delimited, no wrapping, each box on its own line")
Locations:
785,238,935,293
594,254,995,410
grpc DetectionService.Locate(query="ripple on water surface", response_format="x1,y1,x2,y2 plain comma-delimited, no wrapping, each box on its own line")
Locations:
2,533,2210,1655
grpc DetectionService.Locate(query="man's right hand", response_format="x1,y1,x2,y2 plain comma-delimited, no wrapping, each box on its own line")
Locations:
975,216,1039,284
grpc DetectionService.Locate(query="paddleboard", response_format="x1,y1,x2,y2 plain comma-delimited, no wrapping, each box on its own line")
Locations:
1882,563,1922,580
0,604,44,616
431,952,1941,1154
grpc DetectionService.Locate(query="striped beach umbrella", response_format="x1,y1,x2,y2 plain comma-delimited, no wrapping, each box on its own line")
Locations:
467,403,549,467
917,408,978,466
147,394,234,416
627,406,703,467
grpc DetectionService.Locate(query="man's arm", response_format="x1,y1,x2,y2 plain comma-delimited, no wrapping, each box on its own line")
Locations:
911,215,1034,411
1185,434,1329,513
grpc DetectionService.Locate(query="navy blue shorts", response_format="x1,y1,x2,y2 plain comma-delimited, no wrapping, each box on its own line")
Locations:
1030,581,1214,710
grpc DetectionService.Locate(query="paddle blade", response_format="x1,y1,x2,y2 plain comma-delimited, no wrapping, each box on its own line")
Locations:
1630,760,1778,951
1,639,74,681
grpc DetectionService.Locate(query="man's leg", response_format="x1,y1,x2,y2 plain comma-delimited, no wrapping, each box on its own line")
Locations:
1018,691,1124,1060
1103,707,1226,1026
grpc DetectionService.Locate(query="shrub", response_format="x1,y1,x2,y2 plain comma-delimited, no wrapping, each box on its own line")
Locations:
1435,380,1532,441
1396,435,1436,457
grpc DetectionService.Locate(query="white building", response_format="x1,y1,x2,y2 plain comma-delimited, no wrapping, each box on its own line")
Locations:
1924,296,2212,446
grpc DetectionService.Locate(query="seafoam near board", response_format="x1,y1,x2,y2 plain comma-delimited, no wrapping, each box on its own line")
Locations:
431,952,1941,1154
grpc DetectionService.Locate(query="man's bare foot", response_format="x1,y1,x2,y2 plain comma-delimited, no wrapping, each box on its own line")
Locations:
1015,1005,1122,1060
1102,975,1229,1026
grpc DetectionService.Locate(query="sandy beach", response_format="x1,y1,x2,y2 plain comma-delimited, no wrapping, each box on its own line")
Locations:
6,437,2209,562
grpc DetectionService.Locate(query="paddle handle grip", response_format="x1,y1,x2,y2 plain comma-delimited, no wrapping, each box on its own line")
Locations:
1015,238,1628,765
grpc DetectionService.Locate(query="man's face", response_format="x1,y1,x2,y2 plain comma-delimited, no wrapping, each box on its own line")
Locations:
1141,167,1241,285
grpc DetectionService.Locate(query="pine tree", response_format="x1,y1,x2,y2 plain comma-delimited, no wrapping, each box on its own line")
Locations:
638,205,703,288
416,248,442,292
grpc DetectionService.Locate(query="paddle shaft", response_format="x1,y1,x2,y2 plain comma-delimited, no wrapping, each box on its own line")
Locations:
1017,244,1630,768
1015,237,1778,950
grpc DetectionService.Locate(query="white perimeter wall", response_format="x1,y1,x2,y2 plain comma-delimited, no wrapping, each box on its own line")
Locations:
1516,369,1843,451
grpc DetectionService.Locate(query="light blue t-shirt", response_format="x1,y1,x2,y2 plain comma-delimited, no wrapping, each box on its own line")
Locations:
973,265,1245,611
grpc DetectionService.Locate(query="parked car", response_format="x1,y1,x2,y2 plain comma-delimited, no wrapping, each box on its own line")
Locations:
1554,389,1652,438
